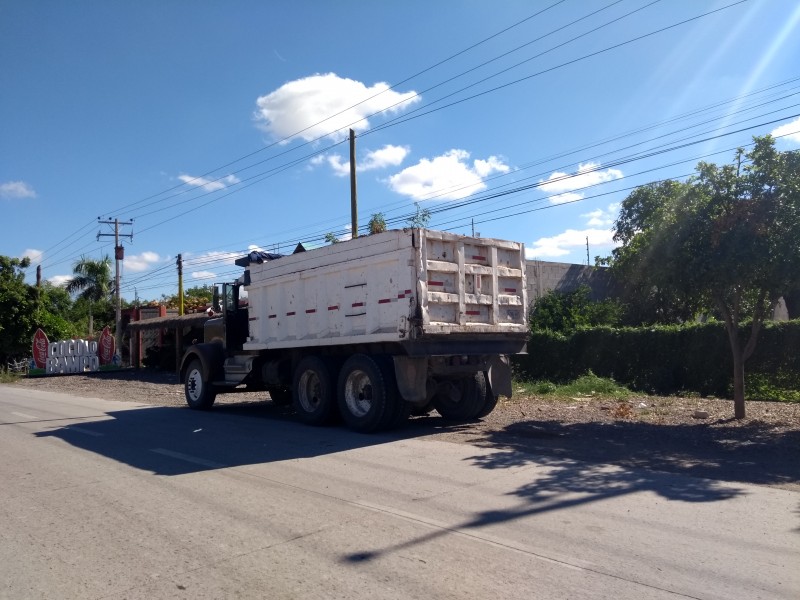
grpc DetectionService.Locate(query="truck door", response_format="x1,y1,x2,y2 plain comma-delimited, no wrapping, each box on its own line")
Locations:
222,283,248,351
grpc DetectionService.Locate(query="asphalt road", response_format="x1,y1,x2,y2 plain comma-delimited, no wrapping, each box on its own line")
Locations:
1,385,797,600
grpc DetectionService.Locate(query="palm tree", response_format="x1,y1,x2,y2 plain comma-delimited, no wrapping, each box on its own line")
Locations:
65,255,112,338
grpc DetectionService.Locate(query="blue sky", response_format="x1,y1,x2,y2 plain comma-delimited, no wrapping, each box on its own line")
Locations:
2,0,800,302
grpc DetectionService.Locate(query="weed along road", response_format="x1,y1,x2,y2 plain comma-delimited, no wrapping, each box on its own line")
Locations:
1,386,797,600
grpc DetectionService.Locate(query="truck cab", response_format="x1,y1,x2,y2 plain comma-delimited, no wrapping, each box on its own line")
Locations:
204,282,248,352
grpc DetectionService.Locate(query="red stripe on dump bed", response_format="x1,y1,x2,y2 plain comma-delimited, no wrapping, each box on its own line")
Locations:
504,288,517,293
328,305,339,311
286,311,296,316
405,289,412,295
351,302,364,308
305,309,316,314
428,281,443,287
465,310,481,316
378,298,391,304
268,314,277,319
472,255,487,261
248,317,259,321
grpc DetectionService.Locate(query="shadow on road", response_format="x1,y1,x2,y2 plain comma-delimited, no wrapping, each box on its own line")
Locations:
35,401,430,476
35,392,796,565
458,418,800,489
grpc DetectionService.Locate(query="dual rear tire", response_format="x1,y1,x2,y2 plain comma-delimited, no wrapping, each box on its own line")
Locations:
291,353,410,433
337,354,411,433
433,372,497,421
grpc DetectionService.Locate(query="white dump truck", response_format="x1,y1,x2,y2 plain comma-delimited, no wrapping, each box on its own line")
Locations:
180,228,528,432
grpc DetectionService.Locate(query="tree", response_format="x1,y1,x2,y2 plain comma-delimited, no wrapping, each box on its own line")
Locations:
65,255,112,338
163,285,214,311
367,212,387,234
529,285,622,334
406,202,431,228
35,282,78,342
610,137,800,418
0,255,36,363
324,232,341,244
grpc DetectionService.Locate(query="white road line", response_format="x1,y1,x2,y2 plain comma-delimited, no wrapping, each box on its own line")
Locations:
150,448,226,469
11,412,37,419
69,426,104,437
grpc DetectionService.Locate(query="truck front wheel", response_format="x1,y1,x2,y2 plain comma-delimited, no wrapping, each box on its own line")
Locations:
293,356,336,425
184,359,216,410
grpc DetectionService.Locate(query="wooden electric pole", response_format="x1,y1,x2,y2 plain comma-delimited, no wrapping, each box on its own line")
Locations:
97,218,133,362
349,129,358,239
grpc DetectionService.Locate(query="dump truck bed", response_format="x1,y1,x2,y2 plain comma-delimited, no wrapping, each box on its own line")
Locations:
242,229,527,352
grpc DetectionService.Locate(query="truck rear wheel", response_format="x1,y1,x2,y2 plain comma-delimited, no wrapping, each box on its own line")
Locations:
475,373,499,418
433,372,485,421
184,359,216,410
338,354,405,433
293,356,336,425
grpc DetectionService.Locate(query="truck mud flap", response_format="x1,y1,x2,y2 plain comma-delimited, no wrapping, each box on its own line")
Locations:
392,355,428,404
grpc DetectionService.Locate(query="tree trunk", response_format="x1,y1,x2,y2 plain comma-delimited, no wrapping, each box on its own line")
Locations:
731,350,746,420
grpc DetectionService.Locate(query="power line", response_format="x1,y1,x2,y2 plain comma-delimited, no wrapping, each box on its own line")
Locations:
40,1,754,274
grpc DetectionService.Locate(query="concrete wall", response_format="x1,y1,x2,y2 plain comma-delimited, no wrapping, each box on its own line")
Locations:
525,260,615,307
525,261,791,321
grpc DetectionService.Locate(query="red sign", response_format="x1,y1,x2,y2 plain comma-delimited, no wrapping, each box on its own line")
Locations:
98,326,115,365
32,328,49,369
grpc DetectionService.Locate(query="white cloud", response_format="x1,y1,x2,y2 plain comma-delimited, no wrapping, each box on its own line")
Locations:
527,203,621,260
48,275,72,287
388,149,510,200
549,192,584,204
191,270,217,280
540,162,623,204
361,145,409,171
21,248,44,263
254,73,420,143
526,228,617,259
0,180,36,199
318,144,410,177
178,174,240,192
474,156,509,178
581,202,619,227
125,251,164,272
322,154,350,177
771,116,800,144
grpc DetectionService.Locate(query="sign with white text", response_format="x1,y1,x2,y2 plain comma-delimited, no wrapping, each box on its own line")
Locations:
46,339,100,375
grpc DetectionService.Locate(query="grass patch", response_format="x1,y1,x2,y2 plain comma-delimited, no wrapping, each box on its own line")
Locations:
514,371,632,400
0,369,21,383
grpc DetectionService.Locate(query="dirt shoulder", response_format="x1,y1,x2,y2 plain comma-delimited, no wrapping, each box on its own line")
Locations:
10,369,800,491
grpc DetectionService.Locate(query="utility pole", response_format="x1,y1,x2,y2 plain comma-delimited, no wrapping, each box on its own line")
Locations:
586,236,590,266
177,254,184,316
349,128,358,239
97,218,133,362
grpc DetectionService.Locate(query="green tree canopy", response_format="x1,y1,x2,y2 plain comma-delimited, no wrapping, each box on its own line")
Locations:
367,212,387,234
0,256,36,363
406,202,431,228
65,255,112,337
610,136,800,418
529,285,622,335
